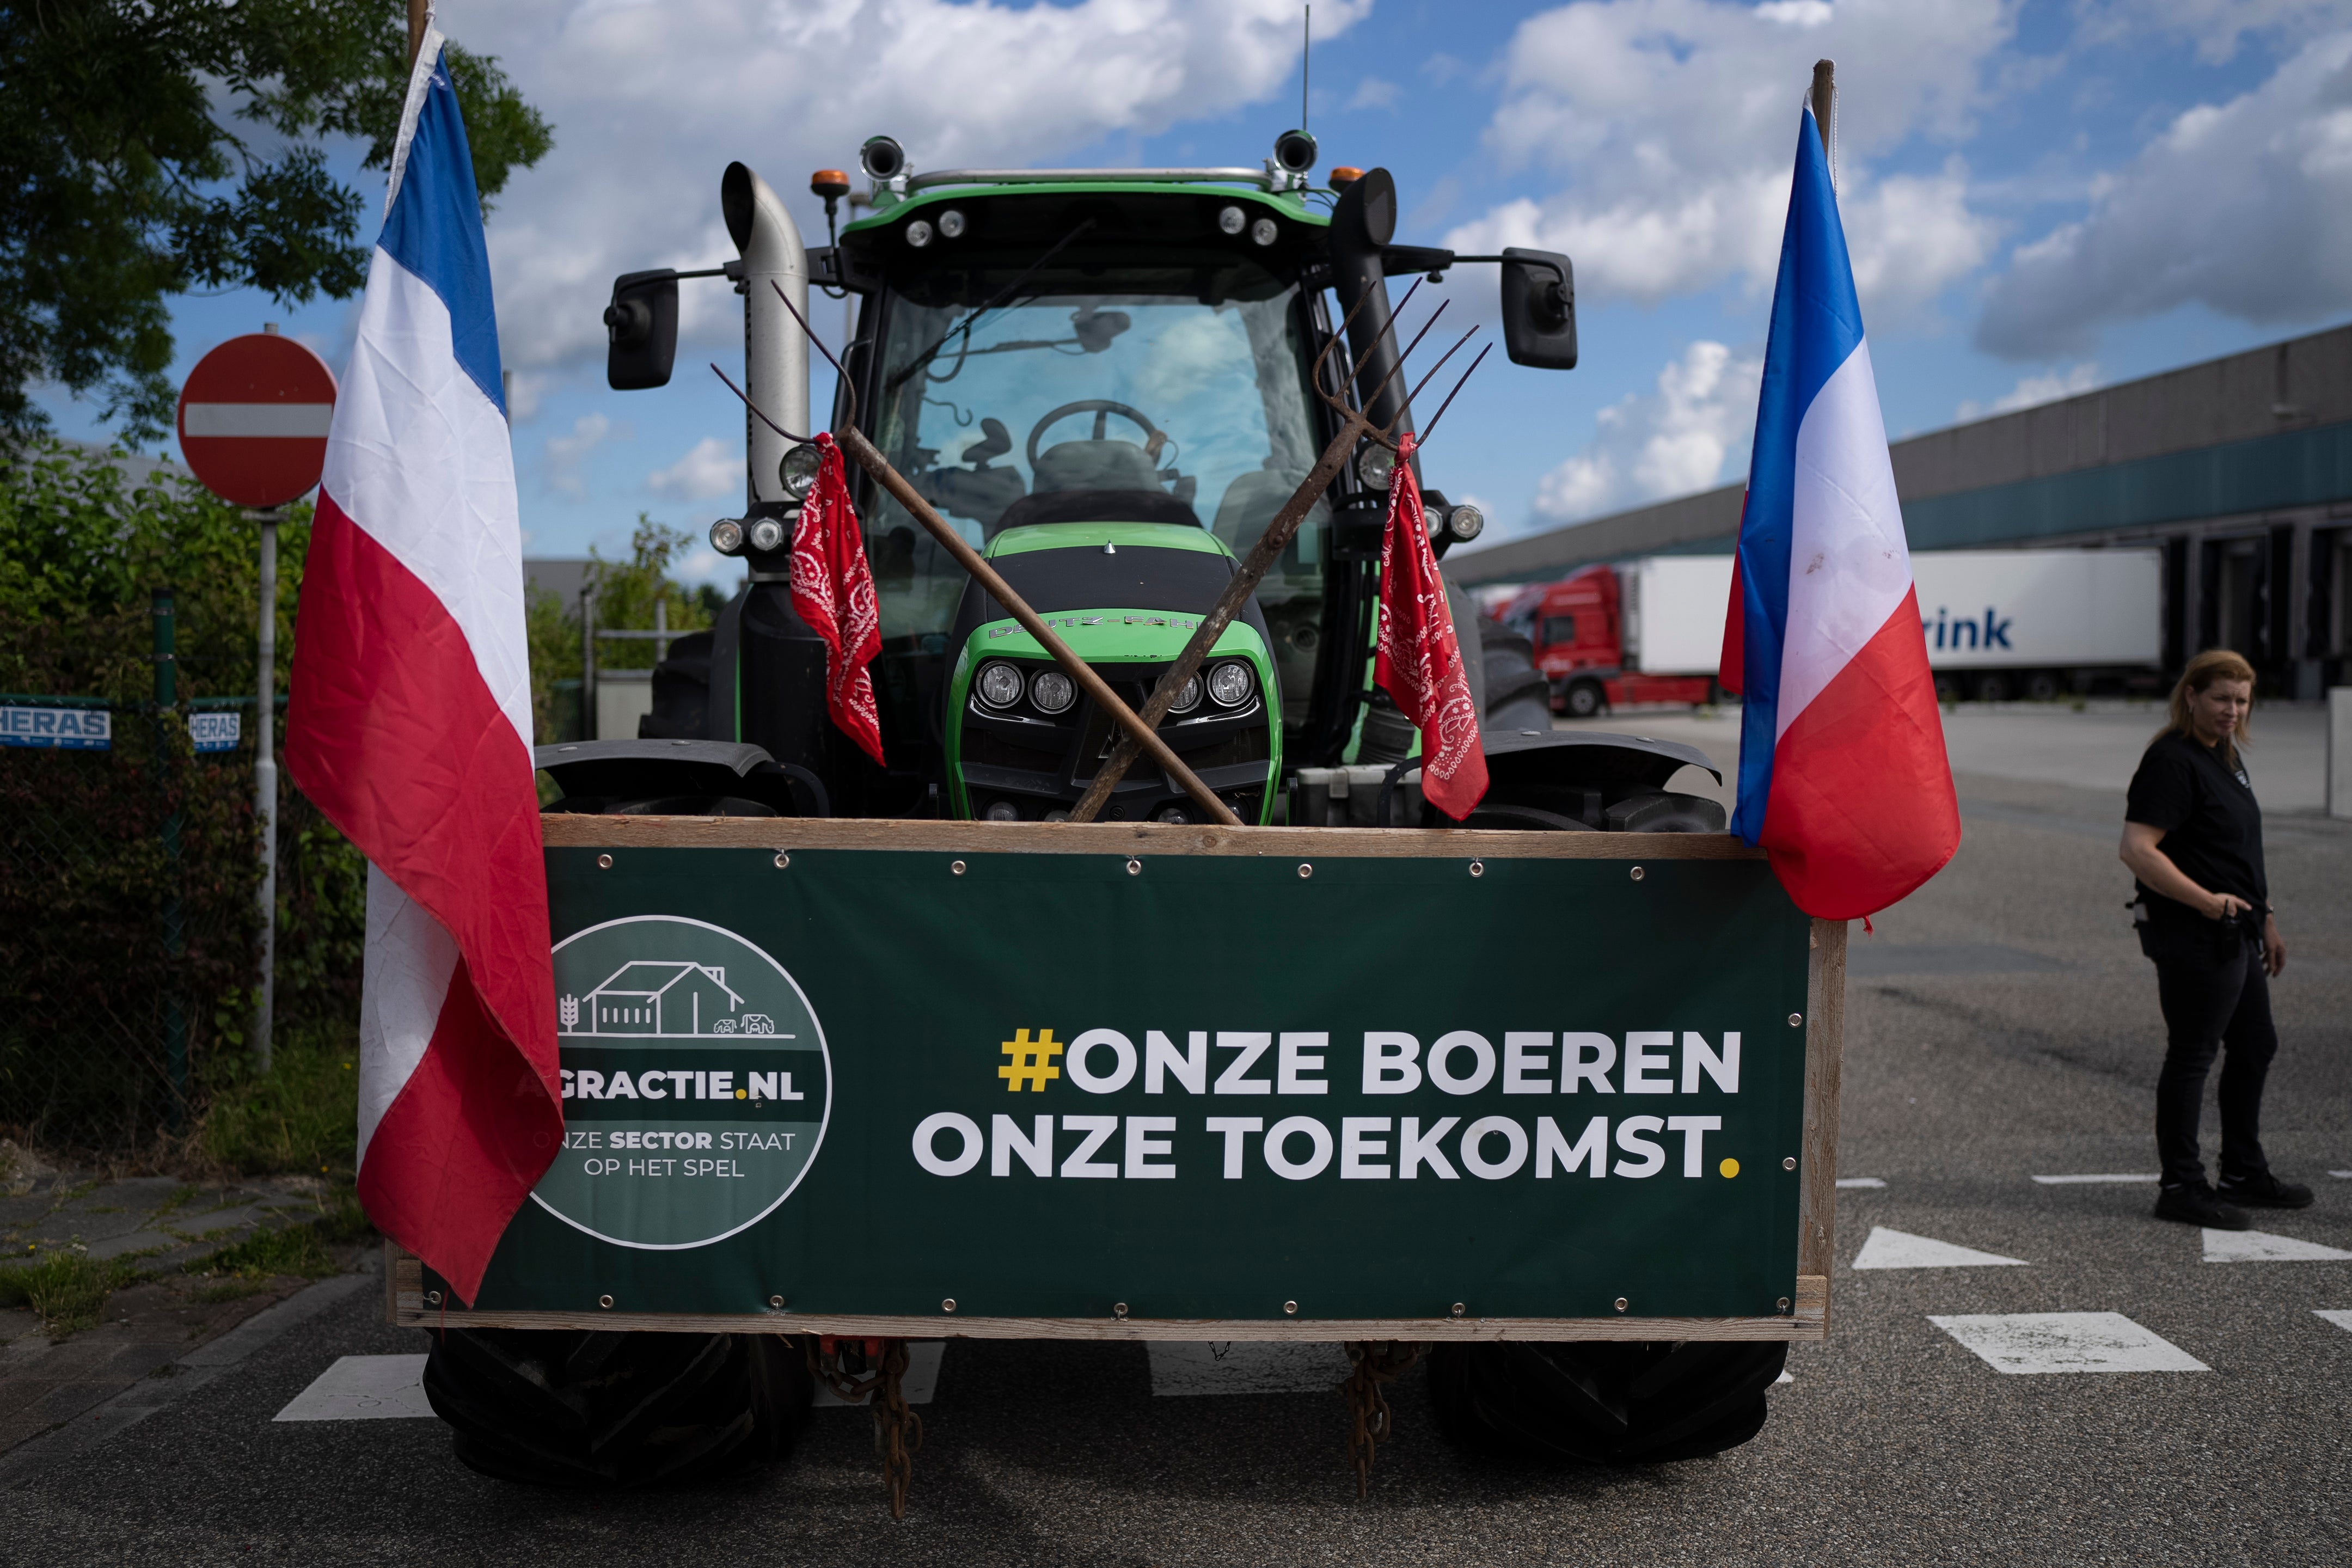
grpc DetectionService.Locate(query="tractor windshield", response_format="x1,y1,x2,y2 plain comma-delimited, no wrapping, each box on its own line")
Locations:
863,258,1330,712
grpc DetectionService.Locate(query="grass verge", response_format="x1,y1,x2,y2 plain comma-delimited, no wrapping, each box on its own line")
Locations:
197,1023,360,1178
0,1253,148,1336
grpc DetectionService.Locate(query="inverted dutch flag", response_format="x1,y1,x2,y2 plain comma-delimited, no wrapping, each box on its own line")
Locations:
286,29,560,1303
1718,106,1959,920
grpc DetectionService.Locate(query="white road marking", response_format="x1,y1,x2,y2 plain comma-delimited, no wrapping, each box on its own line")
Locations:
1852,1226,2029,1270
2330,1171,2352,1179
1147,1341,1350,1396
2314,1310,2352,1333
273,1354,434,1420
814,1340,945,1406
2201,1228,2352,1263
1835,1177,1886,1189
1774,1370,1794,1384
1930,1313,2208,1375
181,402,335,438
2031,1173,2159,1185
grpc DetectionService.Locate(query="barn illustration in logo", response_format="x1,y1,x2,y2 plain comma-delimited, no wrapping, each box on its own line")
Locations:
557,960,782,1039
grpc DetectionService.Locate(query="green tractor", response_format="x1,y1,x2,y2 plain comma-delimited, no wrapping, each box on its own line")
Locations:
454,132,1749,1488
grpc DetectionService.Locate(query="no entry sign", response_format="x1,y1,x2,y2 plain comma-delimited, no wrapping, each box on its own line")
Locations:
176,333,338,508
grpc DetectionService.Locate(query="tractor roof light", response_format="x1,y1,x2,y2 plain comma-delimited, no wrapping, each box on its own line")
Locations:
905,217,934,248
709,518,746,556
1356,444,1395,492
1251,217,1278,247
936,208,967,239
747,517,787,553
1449,502,1486,542
976,660,1024,709
779,442,822,500
1218,205,1246,236
1208,659,1254,708
1028,667,1076,715
1330,166,1364,187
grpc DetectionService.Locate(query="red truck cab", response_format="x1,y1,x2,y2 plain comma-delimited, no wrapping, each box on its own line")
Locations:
1501,566,1717,718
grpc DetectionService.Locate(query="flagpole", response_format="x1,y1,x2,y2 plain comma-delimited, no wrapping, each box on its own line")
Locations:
1810,59,1836,188
407,1,429,68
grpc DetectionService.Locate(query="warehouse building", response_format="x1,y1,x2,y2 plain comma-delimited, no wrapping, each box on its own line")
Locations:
1450,323,2352,699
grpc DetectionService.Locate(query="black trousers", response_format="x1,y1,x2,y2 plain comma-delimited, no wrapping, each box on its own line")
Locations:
2149,931,2277,1188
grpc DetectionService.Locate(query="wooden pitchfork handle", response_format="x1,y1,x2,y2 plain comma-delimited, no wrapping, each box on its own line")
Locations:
835,425,1243,828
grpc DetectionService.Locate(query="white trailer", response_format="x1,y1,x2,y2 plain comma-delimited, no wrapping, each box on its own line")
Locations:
1616,549,2164,700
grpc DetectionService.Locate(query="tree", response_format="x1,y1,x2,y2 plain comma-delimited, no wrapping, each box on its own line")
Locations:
0,1,552,445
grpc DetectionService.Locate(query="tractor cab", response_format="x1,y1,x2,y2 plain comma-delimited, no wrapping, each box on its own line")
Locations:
584,135,1725,834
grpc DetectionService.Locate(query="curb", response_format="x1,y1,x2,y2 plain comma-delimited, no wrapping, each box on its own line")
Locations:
0,1252,380,1490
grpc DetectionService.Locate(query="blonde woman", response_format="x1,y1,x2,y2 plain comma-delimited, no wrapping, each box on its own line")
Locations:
2118,650,2305,1230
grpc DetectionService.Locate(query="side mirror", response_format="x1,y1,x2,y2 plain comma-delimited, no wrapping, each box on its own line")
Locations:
604,270,679,390
1499,248,1577,370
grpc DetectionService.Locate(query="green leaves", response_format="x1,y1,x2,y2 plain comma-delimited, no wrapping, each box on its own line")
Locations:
0,1,555,446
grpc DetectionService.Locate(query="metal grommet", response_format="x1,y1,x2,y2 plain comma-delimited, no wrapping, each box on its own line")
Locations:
424,1290,442,1307
1468,860,1484,878
1450,1301,1466,1318
768,1295,785,1309
1783,1156,1798,1171
1283,1300,1299,1316
596,853,613,869
951,860,966,875
1127,858,1143,876
1113,1302,1129,1320
1614,1297,1630,1313
598,1294,615,1309
1788,1012,1803,1027
773,852,789,869
941,1297,957,1314
1629,865,1644,881
1778,1296,1793,1313
1297,862,1313,879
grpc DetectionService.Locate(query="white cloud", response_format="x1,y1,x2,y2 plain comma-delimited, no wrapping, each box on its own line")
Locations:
1441,0,2008,319
647,436,741,501
545,411,620,497
1956,362,2100,420
463,0,1370,379
1348,76,1403,112
2075,0,2348,64
1530,340,1762,526
670,546,749,591
1976,31,2352,358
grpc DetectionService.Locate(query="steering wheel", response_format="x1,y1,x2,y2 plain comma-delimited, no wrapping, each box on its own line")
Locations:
1026,400,1167,468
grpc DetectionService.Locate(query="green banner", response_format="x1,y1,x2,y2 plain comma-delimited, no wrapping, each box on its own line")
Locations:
473,845,1812,1325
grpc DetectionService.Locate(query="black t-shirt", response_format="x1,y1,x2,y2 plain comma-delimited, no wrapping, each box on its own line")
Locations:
2125,731,2267,918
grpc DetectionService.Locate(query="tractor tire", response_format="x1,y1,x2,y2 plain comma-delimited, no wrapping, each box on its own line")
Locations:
424,1327,813,1489
1475,616,1555,731
1428,1338,1786,1466
1561,680,1607,720
1603,791,1726,833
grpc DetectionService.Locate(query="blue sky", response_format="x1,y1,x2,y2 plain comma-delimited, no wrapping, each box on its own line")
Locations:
41,0,2352,588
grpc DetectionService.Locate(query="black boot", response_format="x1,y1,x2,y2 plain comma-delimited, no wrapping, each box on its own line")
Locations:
2154,1181,2251,1229
2216,1172,2316,1210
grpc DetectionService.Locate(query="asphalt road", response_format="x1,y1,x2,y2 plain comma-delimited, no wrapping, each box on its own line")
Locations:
3,766,2347,1565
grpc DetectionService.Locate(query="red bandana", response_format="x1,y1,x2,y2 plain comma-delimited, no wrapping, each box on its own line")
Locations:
788,432,886,767
1373,434,1487,820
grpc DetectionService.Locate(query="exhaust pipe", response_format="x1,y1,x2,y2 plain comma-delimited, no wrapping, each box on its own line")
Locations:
721,163,811,524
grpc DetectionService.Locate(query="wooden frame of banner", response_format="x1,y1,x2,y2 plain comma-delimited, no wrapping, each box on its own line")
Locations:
387,818,1846,1343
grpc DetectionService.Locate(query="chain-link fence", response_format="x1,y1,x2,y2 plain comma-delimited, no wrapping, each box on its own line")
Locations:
0,703,363,1156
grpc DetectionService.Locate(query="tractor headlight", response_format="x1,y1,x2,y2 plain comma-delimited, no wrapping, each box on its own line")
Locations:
779,443,822,500
937,208,967,239
1356,445,1394,491
1208,660,1254,708
1449,501,1486,541
976,660,1023,709
1218,205,1246,236
748,517,787,553
983,800,1020,822
708,518,745,555
1028,667,1075,714
1167,673,1202,714
1251,217,1278,248
905,218,934,248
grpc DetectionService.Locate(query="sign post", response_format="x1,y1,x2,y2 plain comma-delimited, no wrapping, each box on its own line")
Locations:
175,328,336,1074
